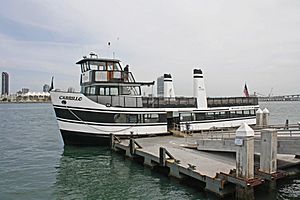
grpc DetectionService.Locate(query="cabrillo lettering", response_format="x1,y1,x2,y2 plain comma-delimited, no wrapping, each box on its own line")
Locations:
59,96,82,101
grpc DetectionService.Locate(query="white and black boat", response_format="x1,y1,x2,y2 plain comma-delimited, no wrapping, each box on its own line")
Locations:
50,53,259,146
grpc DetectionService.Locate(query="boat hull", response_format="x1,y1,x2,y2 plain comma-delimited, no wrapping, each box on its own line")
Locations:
60,129,111,146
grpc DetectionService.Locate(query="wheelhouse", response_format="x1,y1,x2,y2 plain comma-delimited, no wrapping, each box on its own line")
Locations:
76,54,154,108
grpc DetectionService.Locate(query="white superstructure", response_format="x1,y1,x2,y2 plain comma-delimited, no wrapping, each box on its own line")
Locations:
50,52,259,146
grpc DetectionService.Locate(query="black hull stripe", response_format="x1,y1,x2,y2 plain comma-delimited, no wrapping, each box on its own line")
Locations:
57,118,167,126
60,129,171,146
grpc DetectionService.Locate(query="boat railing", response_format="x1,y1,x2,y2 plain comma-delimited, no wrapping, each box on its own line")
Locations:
142,97,197,108
207,97,258,107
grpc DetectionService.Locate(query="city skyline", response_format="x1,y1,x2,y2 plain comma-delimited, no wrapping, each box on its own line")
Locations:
0,1,300,97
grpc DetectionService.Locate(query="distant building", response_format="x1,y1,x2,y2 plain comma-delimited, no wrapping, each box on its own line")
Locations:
1,72,9,95
22,88,29,94
67,87,75,93
43,84,50,92
157,75,164,97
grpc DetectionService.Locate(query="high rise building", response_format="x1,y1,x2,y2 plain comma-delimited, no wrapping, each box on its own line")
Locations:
43,84,50,92
1,72,9,95
156,75,164,97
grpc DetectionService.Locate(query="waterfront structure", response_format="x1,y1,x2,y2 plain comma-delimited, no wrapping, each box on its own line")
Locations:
21,88,29,94
67,87,75,93
50,53,258,146
156,75,164,97
43,84,50,92
1,72,9,95
16,92,50,102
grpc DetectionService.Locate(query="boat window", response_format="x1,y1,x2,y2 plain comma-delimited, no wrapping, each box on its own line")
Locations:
144,114,159,123
107,62,114,71
98,62,106,70
85,87,90,94
127,114,138,123
195,113,206,121
113,63,120,70
99,87,105,95
180,113,193,122
120,86,141,96
120,87,130,95
105,88,110,96
114,114,127,123
90,86,96,95
110,87,118,95
89,62,98,70
206,112,215,120
215,111,227,119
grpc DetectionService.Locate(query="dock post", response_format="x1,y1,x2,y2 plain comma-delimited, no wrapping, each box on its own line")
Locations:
262,108,270,128
159,147,166,167
256,108,263,127
125,139,135,158
260,129,277,191
109,133,114,149
235,123,255,200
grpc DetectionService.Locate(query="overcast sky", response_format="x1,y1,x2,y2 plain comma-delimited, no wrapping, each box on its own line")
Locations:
0,0,299,97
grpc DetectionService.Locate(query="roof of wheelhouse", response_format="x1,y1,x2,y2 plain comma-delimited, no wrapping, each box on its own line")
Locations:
76,57,121,65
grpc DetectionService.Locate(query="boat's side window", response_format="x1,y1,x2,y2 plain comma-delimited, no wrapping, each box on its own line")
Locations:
180,113,193,122
114,114,126,123
90,86,96,95
99,87,105,95
127,114,138,123
195,113,206,121
85,87,90,95
110,87,118,96
105,88,110,96
144,114,159,123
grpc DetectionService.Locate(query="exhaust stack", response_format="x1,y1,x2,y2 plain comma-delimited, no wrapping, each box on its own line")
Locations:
193,69,207,108
164,74,175,98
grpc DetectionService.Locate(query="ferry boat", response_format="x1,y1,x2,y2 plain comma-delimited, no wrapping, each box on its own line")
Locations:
50,53,259,146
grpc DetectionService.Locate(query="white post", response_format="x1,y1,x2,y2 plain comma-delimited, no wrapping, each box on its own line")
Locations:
260,129,277,173
262,108,270,127
235,123,254,180
256,108,263,127
193,69,207,109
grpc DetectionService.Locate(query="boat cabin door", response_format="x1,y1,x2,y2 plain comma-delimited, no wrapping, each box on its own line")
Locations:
167,111,180,131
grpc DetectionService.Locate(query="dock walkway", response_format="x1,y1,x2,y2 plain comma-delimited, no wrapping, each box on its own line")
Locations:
112,134,300,198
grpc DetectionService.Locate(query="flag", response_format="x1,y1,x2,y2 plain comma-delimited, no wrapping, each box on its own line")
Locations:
48,76,54,92
243,83,249,97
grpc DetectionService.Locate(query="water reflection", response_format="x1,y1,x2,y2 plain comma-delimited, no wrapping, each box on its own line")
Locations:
54,146,205,200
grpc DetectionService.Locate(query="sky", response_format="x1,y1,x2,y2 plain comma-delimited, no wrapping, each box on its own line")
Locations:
0,0,299,97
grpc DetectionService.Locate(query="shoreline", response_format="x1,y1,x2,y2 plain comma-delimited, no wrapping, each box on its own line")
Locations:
0,101,51,104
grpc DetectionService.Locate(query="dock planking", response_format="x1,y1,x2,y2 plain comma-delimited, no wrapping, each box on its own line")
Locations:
111,133,300,198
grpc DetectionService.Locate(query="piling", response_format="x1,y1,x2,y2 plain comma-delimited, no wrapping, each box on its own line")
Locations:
260,129,277,191
256,108,263,127
235,123,255,200
262,108,270,128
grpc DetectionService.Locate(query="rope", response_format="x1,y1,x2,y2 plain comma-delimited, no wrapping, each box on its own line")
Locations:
64,104,138,133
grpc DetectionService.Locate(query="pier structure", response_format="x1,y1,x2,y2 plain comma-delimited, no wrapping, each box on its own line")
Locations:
110,123,300,199
258,94,300,101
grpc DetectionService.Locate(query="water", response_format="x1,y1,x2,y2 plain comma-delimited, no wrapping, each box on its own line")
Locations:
0,102,299,200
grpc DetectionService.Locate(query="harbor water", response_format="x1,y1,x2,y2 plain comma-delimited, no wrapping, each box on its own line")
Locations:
0,102,299,199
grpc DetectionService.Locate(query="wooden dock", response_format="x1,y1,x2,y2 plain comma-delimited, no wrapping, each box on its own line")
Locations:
110,130,300,199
